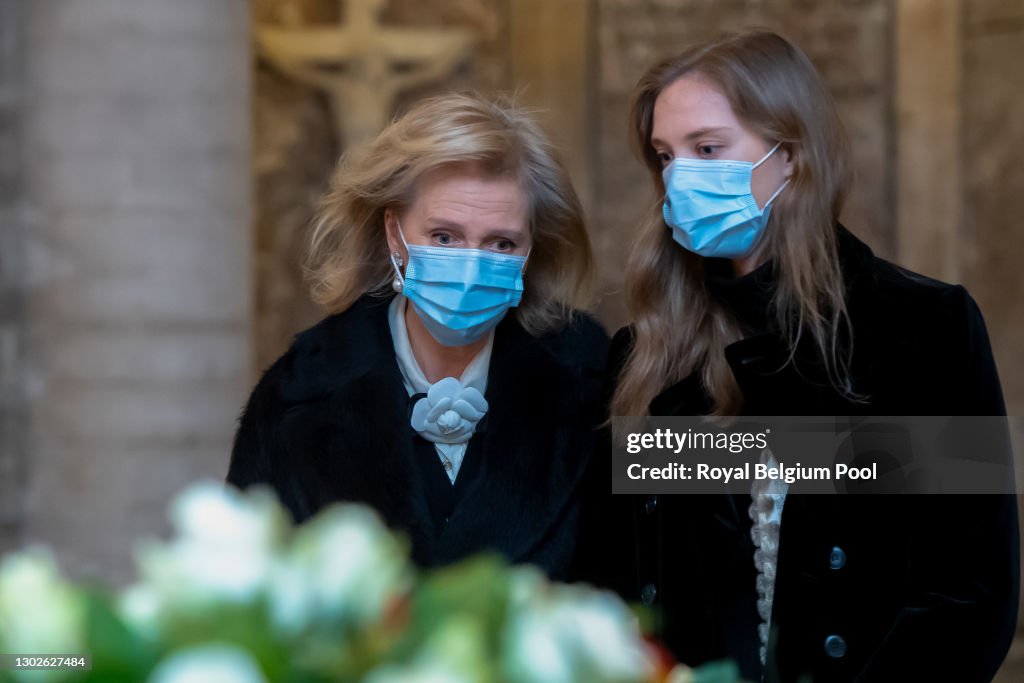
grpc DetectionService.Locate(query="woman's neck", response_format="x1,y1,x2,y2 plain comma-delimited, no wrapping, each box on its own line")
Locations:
404,302,487,383
731,251,767,277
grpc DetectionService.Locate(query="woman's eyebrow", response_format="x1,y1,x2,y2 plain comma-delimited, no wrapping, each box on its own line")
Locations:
485,227,529,240
423,218,466,231
651,126,733,149
683,126,733,141
426,217,527,238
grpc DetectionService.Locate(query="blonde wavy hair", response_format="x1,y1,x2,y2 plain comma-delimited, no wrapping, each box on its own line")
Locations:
306,92,594,335
612,30,858,417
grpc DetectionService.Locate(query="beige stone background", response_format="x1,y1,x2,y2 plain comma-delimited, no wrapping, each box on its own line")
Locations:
1,0,1023,677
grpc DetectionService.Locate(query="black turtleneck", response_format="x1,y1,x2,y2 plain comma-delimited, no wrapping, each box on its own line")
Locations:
703,257,777,337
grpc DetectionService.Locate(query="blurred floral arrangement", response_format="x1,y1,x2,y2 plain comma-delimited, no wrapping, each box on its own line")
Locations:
0,482,741,683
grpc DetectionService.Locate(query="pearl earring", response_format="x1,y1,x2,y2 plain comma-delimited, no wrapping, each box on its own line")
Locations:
391,252,404,293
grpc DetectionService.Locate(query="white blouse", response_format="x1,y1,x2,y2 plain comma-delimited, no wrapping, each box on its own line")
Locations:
387,295,493,484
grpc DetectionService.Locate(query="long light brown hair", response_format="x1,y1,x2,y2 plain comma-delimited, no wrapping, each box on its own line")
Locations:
306,92,594,334
612,30,857,417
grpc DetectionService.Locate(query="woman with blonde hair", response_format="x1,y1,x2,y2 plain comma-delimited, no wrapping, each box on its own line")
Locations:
586,29,1018,682
228,93,607,579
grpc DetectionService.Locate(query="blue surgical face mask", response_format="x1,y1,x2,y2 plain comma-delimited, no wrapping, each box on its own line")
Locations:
662,142,789,259
389,222,529,347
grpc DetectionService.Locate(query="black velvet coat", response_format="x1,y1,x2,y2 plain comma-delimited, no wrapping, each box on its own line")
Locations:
578,228,1020,682
228,294,609,580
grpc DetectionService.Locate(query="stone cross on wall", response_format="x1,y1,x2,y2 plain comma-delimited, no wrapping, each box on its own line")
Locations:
256,0,475,146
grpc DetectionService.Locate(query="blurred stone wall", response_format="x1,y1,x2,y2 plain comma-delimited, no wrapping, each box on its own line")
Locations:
961,3,1024,672
18,0,252,583
963,0,1024,416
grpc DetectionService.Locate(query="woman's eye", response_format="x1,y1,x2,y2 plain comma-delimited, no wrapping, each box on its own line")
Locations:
435,233,453,246
697,145,716,158
656,151,673,167
493,239,515,252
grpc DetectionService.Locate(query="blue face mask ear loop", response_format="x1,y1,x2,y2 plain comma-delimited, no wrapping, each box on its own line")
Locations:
752,141,791,210
517,244,532,294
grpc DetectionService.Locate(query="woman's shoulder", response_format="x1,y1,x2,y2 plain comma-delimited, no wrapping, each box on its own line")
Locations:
848,249,996,393
833,227,978,337
250,295,392,406
531,309,611,372
838,226,975,320
291,293,390,348
856,253,984,335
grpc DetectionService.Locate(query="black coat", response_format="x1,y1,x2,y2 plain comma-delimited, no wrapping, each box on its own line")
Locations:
579,228,1020,682
228,294,609,580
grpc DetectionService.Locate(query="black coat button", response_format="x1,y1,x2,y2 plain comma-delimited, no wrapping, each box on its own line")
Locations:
824,634,847,658
645,495,658,515
641,583,658,606
830,546,846,570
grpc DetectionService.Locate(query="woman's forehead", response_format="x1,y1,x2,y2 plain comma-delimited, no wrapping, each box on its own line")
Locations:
652,75,741,141
408,170,529,232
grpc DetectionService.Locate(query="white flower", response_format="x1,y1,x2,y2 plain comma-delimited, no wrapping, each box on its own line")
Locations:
147,644,267,683
131,481,288,611
364,663,472,683
0,547,84,661
665,664,696,683
503,570,652,683
267,504,410,635
411,377,487,443
118,583,164,641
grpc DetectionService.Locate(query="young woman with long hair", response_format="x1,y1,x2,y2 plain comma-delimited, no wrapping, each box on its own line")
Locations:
584,30,1019,682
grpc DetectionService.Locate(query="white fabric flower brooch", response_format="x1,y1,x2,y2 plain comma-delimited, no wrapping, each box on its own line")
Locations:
410,377,488,444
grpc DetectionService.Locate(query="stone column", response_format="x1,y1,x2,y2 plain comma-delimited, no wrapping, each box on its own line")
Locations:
962,0,1024,416
0,0,29,557
21,0,252,583
896,0,962,282
960,2,1024,678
